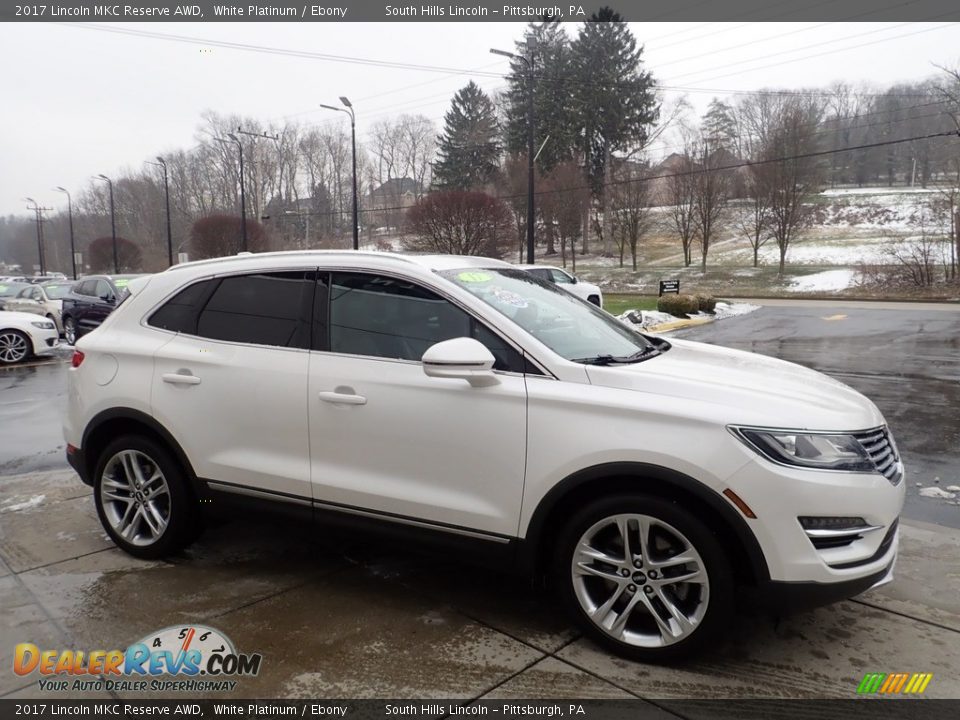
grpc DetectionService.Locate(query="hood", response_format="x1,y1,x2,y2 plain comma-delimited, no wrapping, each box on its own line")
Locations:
584,337,884,431
0,310,54,326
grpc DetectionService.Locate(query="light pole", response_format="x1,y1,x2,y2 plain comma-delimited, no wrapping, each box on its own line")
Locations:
146,157,174,267
23,197,50,276
94,174,118,273
53,187,77,279
217,134,248,252
492,40,537,264
320,97,359,250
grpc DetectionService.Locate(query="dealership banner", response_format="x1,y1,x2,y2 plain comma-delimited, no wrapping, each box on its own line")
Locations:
2,700,960,719
3,0,960,22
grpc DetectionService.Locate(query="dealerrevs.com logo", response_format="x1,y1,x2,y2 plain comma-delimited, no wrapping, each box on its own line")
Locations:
857,672,934,695
14,625,263,693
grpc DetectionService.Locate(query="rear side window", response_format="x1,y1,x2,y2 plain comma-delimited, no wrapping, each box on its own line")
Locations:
76,280,96,296
197,272,313,349
148,280,216,334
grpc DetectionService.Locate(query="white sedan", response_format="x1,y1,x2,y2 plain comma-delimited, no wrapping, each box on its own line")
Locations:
0,311,60,365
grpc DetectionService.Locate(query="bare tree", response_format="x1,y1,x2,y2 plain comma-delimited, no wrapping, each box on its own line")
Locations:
736,168,774,268
662,150,698,267
692,139,730,273
540,161,590,271
610,161,654,271
405,191,512,257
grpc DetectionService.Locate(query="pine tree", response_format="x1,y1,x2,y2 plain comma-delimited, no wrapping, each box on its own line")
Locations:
503,20,578,174
571,8,659,254
433,82,501,190
701,98,738,154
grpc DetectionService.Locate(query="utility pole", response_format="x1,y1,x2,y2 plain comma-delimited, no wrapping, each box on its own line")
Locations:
491,36,537,264
145,158,174,267
53,187,78,279
93,175,118,273
23,198,52,276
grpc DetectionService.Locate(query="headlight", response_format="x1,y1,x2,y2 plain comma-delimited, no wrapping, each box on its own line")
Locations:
730,427,874,472
31,321,55,330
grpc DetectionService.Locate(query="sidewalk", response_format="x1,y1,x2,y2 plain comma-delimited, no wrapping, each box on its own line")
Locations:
1,469,958,700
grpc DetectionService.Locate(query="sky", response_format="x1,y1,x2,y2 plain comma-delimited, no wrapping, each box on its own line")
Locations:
1,20,958,217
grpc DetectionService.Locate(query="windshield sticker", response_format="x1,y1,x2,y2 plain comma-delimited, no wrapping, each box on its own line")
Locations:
492,288,529,308
457,271,492,283
114,279,130,288
0,285,7,292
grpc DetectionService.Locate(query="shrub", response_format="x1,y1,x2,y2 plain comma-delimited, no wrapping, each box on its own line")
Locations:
657,294,700,317
695,294,717,313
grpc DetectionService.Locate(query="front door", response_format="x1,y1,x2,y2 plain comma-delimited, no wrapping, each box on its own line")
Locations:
307,271,529,537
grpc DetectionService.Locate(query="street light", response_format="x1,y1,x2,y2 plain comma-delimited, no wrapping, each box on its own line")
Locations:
23,197,49,276
93,174,118,273
216,134,248,252
492,40,537,264
320,96,359,250
145,157,174,267
53,187,78,279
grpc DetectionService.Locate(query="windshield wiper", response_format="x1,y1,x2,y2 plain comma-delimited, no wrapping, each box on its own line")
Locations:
572,348,661,366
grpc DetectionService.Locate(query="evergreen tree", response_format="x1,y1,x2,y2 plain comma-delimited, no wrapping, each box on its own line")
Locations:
701,98,738,153
433,82,501,190
571,8,659,254
503,20,578,174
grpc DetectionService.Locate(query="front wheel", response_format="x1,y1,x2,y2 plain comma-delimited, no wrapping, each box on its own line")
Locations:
555,494,733,662
63,317,77,345
0,329,31,365
93,435,199,559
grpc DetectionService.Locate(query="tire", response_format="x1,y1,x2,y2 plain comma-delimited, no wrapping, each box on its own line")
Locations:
554,494,734,663
93,434,200,559
0,329,32,365
63,316,76,345
588,295,601,307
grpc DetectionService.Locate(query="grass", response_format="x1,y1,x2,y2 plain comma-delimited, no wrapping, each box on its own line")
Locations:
602,294,659,315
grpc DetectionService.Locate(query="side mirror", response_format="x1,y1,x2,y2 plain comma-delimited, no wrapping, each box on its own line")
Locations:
101,293,115,304
422,337,498,386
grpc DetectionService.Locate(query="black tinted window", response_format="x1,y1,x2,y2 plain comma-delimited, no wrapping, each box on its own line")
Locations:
76,280,96,296
148,280,216,334
196,272,313,349
327,272,524,371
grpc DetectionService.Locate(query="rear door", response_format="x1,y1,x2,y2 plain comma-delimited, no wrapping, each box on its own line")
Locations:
150,270,316,500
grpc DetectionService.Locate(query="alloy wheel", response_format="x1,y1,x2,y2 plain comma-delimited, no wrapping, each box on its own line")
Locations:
64,319,76,345
570,513,710,648
99,450,171,547
0,331,29,364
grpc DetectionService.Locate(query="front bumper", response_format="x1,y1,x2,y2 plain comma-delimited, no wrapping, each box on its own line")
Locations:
30,327,60,356
745,559,895,614
724,456,905,586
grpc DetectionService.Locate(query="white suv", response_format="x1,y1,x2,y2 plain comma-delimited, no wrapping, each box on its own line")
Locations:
517,265,603,307
64,252,903,662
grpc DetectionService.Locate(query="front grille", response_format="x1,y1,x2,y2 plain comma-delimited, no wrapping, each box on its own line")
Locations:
854,426,902,485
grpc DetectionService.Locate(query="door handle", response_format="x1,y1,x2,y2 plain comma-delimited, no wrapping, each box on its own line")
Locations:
162,372,201,386
318,391,367,406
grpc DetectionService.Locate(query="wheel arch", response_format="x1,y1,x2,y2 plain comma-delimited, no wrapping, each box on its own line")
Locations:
81,408,200,496
518,462,769,586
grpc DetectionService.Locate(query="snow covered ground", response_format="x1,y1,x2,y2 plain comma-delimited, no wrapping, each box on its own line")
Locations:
618,301,760,330
787,269,859,293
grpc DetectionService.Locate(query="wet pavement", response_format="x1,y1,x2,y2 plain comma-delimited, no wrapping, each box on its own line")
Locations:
674,301,960,529
1,469,959,700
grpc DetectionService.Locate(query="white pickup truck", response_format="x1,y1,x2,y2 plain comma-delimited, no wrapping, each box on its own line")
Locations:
516,265,603,308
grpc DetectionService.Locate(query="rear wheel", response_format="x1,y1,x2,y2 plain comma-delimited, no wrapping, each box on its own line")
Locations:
93,435,199,559
0,330,31,365
63,317,76,345
555,494,733,662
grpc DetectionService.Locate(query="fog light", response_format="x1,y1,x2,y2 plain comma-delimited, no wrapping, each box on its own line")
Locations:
798,516,868,531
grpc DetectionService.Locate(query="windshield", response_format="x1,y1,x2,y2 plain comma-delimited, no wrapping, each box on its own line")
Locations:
0,283,29,297
111,275,144,299
41,283,71,299
440,268,654,362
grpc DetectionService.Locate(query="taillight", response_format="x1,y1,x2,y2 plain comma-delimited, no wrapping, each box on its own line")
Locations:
71,351,85,368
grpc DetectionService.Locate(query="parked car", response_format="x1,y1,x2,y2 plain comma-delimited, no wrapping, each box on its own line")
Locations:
1,281,72,333
0,281,32,311
64,252,903,662
28,272,67,284
0,311,59,365
0,275,29,283
61,274,144,344
517,264,603,307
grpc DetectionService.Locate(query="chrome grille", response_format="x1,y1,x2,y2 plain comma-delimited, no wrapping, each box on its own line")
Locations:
854,427,902,485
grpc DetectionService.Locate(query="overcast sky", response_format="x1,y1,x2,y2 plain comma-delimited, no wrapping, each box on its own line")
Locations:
1,21,957,217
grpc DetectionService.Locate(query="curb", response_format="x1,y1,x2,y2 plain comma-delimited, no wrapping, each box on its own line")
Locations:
645,316,715,333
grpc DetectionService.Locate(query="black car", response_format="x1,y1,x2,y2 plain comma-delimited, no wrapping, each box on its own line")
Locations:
61,274,145,345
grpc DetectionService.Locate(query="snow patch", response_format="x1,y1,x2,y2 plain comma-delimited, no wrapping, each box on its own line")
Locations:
919,487,957,500
710,302,760,320
618,302,759,330
787,269,857,293
1,494,46,513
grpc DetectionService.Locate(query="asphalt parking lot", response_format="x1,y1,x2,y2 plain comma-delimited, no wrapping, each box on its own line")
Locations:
1,300,959,702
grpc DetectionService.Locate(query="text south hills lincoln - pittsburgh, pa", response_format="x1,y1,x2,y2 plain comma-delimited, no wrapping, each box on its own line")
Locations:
384,5,584,18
